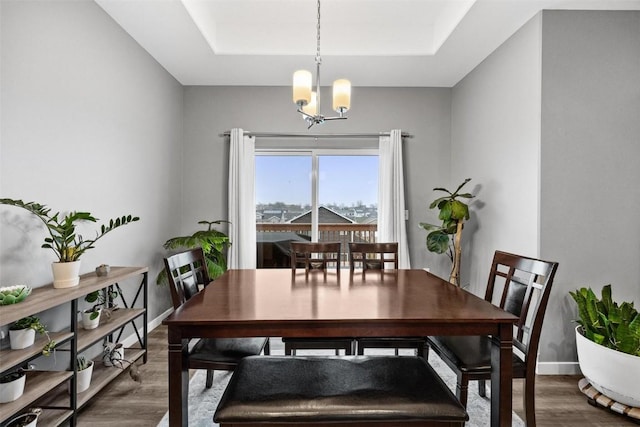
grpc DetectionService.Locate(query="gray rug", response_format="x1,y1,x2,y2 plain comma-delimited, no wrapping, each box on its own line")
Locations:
158,339,524,427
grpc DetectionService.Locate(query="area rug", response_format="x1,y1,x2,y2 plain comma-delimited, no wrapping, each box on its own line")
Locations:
158,340,525,427
578,377,640,422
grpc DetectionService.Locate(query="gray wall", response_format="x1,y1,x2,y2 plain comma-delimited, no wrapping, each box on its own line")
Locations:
451,14,542,295
540,10,640,369
182,86,452,274
0,0,181,328
451,10,640,373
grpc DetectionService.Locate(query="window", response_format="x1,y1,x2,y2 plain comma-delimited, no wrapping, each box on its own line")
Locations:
255,149,378,268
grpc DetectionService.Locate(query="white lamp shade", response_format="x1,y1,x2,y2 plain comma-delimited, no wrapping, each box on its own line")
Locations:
293,70,312,105
302,91,317,116
332,79,351,112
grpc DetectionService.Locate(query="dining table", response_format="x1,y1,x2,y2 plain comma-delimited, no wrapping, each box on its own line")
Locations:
163,268,518,427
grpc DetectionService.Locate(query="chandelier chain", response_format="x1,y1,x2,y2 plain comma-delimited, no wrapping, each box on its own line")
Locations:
315,0,321,64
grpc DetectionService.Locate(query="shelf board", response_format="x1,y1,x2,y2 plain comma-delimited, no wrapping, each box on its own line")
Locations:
38,348,146,410
0,370,73,424
0,331,74,373
75,308,146,351
0,266,148,325
33,408,73,427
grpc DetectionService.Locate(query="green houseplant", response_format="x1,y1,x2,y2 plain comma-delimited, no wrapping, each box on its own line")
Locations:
156,220,231,285
81,289,118,329
419,178,474,286
9,316,55,356
75,354,94,393
0,198,139,288
570,284,640,407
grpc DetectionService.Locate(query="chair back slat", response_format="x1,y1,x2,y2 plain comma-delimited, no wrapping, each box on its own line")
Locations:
290,241,341,278
164,248,210,310
348,242,398,271
484,251,558,364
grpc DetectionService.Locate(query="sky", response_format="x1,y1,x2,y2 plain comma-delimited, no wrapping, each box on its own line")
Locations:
255,155,378,206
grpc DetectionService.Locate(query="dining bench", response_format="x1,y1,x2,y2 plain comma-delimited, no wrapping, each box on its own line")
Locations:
213,355,468,427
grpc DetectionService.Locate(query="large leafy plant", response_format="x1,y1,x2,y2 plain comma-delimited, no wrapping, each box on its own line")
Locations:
419,178,474,286
156,220,231,285
0,198,139,262
570,284,640,356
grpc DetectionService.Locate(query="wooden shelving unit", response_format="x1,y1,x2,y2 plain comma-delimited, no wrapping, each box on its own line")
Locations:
0,266,148,427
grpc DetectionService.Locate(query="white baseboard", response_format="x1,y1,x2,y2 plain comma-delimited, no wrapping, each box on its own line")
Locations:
120,307,173,348
536,361,582,375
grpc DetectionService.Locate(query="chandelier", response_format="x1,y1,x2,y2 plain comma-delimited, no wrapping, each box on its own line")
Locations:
292,0,351,129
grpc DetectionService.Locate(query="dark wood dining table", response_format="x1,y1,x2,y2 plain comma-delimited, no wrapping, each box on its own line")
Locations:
163,268,518,427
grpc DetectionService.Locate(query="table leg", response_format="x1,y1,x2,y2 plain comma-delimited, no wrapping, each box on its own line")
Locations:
168,328,189,426
491,323,513,427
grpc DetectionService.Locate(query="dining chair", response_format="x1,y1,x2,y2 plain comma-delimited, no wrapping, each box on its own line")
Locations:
284,241,355,356
349,242,427,357
426,250,559,427
164,248,270,388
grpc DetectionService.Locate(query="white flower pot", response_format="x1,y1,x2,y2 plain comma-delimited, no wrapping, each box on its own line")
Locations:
5,409,40,427
103,342,124,367
76,361,94,393
52,260,81,288
0,372,26,403
9,328,36,350
575,325,640,407
81,308,101,330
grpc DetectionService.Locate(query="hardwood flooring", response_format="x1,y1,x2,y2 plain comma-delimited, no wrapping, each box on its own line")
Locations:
77,325,637,426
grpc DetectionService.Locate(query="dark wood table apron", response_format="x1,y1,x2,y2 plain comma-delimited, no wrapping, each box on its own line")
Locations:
163,268,518,427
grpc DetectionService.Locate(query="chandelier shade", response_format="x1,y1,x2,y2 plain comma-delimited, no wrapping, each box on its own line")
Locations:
292,0,350,128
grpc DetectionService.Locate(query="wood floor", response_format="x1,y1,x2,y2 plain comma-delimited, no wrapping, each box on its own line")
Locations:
77,325,637,426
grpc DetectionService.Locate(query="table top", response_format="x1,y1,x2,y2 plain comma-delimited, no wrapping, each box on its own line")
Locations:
163,269,516,338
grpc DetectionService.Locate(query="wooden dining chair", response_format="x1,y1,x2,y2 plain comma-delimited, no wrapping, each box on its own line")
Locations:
426,250,559,427
349,242,427,357
164,248,270,388
284,241,355,356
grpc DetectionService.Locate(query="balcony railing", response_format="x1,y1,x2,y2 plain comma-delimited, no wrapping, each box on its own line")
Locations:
256,223,377,268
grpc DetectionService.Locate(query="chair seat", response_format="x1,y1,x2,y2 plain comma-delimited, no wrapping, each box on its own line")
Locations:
190,338,268,364
427,335,525,374
214,356,468,424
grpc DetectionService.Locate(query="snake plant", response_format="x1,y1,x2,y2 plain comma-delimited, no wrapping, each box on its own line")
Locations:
570,284,640,356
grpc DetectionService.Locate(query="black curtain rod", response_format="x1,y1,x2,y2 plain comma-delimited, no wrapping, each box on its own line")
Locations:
219,131,412,139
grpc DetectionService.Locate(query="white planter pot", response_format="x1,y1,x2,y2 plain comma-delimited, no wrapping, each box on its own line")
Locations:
76,361,94,393
81,308,101,330
103,342,124,367
52,260,81,288
576,325,640,407
0,372,26,403
9,328,36,350
5,409,40,427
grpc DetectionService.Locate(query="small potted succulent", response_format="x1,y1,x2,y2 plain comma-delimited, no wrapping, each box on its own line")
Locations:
4,408,42,427
0,198,139,288
9,316,56,355
75,355,94,394
0,369,27,403
81,289,118,330
0,285,32,305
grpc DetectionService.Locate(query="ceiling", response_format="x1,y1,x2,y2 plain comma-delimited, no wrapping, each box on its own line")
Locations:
95,0,640,87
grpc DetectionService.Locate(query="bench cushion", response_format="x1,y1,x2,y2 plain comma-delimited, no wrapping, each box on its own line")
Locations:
214,356,468,423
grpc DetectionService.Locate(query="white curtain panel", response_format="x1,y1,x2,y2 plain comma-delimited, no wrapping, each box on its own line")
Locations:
378,129,411,268
228,128,256,269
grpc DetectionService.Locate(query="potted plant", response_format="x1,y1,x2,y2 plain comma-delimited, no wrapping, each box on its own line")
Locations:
419,178,474,286
0,369,27,403
0,285,32,305
9,316,56,356
102,342,142,383
156,220,231,285
4,408,41,427
0,198,139,288
81,289,118,330
570,284,640,407
74,355,94,393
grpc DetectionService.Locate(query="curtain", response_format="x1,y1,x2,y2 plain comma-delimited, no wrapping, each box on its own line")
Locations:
378,129,411,268
228,128,256,269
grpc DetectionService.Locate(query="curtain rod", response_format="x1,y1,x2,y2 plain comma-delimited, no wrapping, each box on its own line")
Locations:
219,131,412,139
